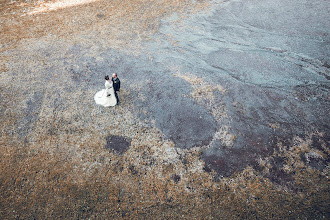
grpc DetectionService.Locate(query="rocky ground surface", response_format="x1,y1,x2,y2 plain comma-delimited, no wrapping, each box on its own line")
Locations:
1,0,329,219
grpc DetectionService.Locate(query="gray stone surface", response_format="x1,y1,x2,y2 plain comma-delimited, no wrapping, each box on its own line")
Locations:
137,0,330,176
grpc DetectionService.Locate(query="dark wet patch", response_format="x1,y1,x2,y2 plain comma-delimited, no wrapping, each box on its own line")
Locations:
138,75,218,149
105,135,131,155
202,148,251,178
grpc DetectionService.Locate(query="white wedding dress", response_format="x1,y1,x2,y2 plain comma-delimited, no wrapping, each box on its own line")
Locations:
94,80,117,107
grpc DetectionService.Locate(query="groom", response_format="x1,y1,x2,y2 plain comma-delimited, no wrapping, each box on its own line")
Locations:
111,73,120,105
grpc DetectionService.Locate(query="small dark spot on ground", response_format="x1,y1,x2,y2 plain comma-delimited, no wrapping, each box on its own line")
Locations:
105,135,131,155
129,165,138,175
172,174,181,183
121,210,127,217
97,14,104,18
182,157,188,165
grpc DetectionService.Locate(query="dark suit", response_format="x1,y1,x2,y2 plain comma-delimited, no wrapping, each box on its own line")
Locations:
111,77,120,104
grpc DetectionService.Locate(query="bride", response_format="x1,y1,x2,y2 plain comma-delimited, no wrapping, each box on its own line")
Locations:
94,75,117,107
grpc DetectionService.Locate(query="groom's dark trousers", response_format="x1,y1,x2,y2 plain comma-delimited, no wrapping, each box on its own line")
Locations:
112,77,120,104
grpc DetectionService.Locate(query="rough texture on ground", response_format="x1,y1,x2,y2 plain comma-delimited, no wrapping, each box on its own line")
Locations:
1,0,329,219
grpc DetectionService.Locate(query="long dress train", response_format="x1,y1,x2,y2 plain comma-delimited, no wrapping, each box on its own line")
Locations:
94,80,117,107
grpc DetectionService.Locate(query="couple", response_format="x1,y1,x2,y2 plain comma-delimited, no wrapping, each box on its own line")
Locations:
94,73,120,107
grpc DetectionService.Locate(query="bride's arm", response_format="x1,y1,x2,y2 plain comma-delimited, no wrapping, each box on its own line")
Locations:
105,81,113,96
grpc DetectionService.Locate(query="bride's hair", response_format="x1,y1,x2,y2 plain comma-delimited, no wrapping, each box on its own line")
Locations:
105,75,109,80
